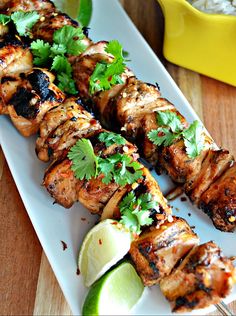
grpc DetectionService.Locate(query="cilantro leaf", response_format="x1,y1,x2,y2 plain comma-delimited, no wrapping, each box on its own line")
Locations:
148,111,205,159
119,192,156,234
50,43,67,57
0,14,11,25
148,128,180,147
68,139,98,180
98,132,126,147
53,25,86,55
157,110,183,133
11,11,39,36
51,55,72,75
89,40,127,94
30,39,51,66
182,120,204,159
98,154,143,186
57,72,78,95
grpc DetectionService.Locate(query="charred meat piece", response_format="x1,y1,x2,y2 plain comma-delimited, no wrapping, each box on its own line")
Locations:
36,98,101,162
159,139,209,184
43,156,84,208
1,0,55,14
7,68,65,136
32,11,79,43
0,34,33,79
185,149,234,205
200,162,236,232
160,241,236,313
130,217,199,286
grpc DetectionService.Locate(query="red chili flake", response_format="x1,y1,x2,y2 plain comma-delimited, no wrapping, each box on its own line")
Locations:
61,240,68,251
76,268,80,275
158,131,165,137
90,119,97,125
99,239,102,245
111,221,118,225
81,217,86,221
181,197,187,202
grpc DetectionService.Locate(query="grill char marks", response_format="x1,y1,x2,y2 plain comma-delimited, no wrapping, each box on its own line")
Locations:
160,241,236,313
130,217,199,286
36,98,101,162
73,42,236,232
7,68,65,136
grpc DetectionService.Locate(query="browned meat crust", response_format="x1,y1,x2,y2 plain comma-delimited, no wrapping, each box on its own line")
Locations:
200,162,236,232
160,241,236,313
130,217,199,286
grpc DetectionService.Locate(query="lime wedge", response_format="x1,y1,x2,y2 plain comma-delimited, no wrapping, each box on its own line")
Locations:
52,0,92,25
77,0,92,27
78,219,132,287
82,261,144,315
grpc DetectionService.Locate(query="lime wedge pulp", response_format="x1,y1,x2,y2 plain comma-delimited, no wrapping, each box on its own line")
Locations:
82,261,144,315
78,219,132,287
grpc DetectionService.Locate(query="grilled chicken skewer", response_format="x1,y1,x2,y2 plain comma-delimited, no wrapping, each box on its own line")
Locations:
0,1,236,313
70,41,236,233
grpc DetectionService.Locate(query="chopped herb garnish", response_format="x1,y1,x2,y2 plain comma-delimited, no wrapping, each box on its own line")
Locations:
98,131,126,147
30,39,51,66
68,138,98,180
182,120,204,159
148,111,204,158
89,40,128,94
98,154,143,186
30,25,87,94
119,192,157,234
0,14,11,25
11,11,39,36
57,72,78,95
68,137,143,185
53,25,86,55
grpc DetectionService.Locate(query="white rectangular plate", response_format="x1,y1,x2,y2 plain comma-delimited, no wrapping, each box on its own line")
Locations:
0,0,235,315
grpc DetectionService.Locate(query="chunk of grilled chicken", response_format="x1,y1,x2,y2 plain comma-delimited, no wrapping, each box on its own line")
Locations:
185,149,234,205
5,68,65,136
200,161,236,232
160,241,236,313
0,34,33,78
32,11,79,43
0,0,55,14
36,98,101,162
130,217,199,286
0,33,33,114
43,130,139,212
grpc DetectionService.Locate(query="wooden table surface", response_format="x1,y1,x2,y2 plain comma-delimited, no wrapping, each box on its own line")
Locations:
1,0,236,315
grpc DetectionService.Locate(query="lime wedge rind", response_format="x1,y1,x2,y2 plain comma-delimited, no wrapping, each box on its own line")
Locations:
82,262,144,316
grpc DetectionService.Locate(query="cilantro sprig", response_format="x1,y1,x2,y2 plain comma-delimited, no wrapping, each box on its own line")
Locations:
148,111,204,158
98,131,126,147
89,40,128,94
30,25,87,94
68,137,143,185
68,138,98,180
0,11,39,36
119,192,157,234
0,14,11,25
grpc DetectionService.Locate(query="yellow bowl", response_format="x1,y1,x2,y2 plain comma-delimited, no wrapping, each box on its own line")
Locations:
157,0,236,86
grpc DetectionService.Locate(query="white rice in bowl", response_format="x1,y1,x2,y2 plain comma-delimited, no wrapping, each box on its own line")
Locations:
188,0,236,15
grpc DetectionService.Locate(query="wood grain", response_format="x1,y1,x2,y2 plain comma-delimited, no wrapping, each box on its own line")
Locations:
0,0,235,315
